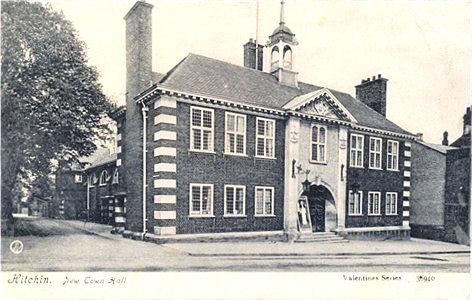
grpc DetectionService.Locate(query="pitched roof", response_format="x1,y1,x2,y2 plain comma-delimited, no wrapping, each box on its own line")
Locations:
417,141,457,154
80,148,117,169
450,133,470,148
159,53,411,135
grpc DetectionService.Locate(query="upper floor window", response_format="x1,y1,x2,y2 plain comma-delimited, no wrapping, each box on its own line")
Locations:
224,185,246,216
386,192,398,215
311,125,327,163
89,173,98,186
387,140,399,171
348,190,363,216
256,117,275,158
189,183,213,217
74,174,82,183
112,169,119,184
99,170,108,186
255,186,274,216
225,112,246,155
190,106,214,152
369,137,382,169
368,191,381,215
350,134,364,167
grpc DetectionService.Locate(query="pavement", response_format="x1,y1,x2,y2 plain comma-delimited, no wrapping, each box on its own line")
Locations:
1,218,470,272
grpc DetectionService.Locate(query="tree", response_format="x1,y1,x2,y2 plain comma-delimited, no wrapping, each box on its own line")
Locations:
1,1,113,233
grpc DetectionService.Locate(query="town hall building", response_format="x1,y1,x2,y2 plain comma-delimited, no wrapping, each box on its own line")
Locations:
57,1,416,242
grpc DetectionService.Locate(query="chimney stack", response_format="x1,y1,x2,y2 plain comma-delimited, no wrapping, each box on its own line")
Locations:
442,131,449,146
243,39,263,71
464,106,471,135
123,1,153,232
416,132,423,141
355,74,388,117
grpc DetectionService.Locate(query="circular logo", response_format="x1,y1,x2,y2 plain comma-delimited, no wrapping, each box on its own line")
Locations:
9,240,23,254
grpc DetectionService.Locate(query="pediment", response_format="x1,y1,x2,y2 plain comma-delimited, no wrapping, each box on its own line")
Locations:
298,96,341,119
283,88,357,123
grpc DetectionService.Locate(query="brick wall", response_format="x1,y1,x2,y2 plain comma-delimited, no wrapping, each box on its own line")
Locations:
410,142,446,226
346,131,406,228
55,170,86,219
167,100,285,234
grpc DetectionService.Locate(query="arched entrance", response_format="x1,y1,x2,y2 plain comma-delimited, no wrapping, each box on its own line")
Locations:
306,184,337,232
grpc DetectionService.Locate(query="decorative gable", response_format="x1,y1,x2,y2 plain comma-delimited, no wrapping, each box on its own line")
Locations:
283,88,357,123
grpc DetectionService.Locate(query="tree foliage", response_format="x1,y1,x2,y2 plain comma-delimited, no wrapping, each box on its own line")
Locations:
1,1,113,223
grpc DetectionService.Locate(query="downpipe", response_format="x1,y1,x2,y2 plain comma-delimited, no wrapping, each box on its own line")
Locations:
140,101,149,240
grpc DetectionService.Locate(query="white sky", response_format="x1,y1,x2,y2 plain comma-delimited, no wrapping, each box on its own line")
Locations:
50,0,471,144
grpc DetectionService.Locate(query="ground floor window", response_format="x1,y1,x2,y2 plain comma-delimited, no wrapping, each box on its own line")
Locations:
368,192,381,215
189,184,213,216
255,186,274,216
348,190,362,215
386,192,398,215
224,185,245,216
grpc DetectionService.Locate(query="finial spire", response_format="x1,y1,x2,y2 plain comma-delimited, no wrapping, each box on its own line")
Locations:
279,0,285,25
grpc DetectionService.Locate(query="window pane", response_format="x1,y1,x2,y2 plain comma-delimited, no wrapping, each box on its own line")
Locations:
193,129,201,149
226,187,234,214
387,142,392,153
236,134,244,154
227,114,235,131
319,145,325,161
319,127,326,143
376,140,381,151
312,144,318,161
202,186,211,214
255,188,264,215
257,138,265,156
235,188,244,214
227,133,235,153
264,189,272,214
351,136,357,148
266,138,274,157
357,151,362,166
191,186,201,213
312,127,318,142
236,116,245,133
203,130,211,150
192,109,201,126
203,111,212,128
257,120,265,135
266,121,274,137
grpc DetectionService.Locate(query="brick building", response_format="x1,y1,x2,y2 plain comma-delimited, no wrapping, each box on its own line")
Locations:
56,1,418,241
109,1,416,241
410,107,470,245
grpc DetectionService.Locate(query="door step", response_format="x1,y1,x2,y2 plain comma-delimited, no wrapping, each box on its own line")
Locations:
295,232,348,243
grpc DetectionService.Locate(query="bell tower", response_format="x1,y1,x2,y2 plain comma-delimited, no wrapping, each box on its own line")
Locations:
264,0,299,88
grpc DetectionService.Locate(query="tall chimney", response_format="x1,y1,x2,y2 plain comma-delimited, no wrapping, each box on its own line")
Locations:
442,131,449,146
355,74,388,117
464,106,471,135
243,39,263,71
123,1,153,232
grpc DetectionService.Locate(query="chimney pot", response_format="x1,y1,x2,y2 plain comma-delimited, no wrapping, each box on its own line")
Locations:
372,76,376,81
378,74,381,79
442,131,449,146
416,133,423,141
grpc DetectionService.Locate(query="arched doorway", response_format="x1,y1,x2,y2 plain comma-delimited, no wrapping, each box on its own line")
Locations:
306,184,337,232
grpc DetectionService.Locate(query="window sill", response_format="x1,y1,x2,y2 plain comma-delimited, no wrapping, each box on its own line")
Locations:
99,184,107,187
385,213,398,216
224,152,248,157
189,215,215,218
189,149,216,154
255,214,276,217
223,215,247,218
368,214,382,216
368,167,383,171
386,168,400,172
309,160,327,165
254,155,276,160
349,165,364,169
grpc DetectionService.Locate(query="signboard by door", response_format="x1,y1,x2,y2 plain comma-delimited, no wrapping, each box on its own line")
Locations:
298,196,312,233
